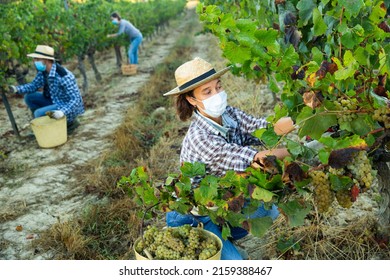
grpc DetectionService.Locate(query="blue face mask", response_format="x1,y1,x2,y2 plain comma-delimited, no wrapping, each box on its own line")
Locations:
34,61,46,71
112,19,118,25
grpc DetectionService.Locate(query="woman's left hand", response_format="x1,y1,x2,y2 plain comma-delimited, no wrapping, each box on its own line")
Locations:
273,117,295,135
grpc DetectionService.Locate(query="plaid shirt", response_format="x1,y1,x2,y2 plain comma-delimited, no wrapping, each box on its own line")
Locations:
180,106,268,178
16,64,84,122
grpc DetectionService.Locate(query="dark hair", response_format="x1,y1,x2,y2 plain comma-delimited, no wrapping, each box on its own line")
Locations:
176,91,195,121
110,12,121,20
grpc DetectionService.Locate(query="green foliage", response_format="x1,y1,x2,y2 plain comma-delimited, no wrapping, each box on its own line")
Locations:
197,0,389,142
118,162,313,239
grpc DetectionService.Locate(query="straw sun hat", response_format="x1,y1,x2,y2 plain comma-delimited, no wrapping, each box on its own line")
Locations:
163,57,231,96
27,45,55,61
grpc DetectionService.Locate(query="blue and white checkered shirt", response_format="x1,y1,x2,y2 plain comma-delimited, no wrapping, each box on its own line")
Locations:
180,106,268,178
16,63,84,123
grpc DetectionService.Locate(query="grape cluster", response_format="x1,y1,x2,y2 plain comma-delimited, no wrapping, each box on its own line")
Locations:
335,189,353,208
135,224,220,260
333,97,359,123
309,170,334,213
373,106,390,129
346,151,373,190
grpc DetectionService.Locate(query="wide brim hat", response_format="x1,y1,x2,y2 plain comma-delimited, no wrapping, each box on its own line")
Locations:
27,45,55,61
163,57,231,96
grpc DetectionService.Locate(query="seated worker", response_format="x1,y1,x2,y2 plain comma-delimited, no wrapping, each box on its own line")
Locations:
9,45,85,134
163,57,295,260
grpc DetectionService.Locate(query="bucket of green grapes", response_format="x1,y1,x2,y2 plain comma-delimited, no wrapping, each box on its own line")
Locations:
134,224,222,260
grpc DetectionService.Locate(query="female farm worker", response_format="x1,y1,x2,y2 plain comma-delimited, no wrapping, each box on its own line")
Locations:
163,57,295,260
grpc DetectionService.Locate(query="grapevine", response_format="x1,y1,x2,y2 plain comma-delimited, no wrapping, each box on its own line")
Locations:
135,225,220,260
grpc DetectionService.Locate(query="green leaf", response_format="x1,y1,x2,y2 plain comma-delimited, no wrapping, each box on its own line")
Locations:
286,139,305,158
297,0,316,26
169,200,192,215
313,8,327,36
296,107,338,139
194,175,219,205
221,224,231,240
257,128,279,147
353,47,368,66
220,171,248,190
277,237,301,253
251,186,276,202
248,217,273,238
339,0,364,20
175,176,192,198
254,29,279,46
252,128,266,140
135,185,158,206
278,45,299,70
370,91,388,108
278,200,312,227
319,134,366,149
224,41,252,64
318,149,330,164
349,115,374,135
311,47,323,65
180,162,205,177
329,174,354,191
334,50,358,80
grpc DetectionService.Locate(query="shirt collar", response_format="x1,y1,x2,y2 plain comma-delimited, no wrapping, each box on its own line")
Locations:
194,108,237,138
48,63,56,78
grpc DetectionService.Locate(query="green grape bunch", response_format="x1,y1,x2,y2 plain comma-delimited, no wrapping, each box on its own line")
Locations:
309,170,334,213
135,225,220,260
333,97,359,123
346,151,374,191
372,106,390,129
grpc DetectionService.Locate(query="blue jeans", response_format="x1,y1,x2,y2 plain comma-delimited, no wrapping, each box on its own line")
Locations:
165,204,279,260
128,35,143,64
24,92,58,118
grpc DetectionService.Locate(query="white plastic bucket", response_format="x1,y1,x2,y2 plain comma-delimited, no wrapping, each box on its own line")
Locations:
30,116,67,148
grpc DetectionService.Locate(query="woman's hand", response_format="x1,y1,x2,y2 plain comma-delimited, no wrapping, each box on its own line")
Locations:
273,117,295,135
254,148,290,161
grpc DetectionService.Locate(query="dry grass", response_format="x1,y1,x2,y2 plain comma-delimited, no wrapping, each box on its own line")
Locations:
0,200,28,223
259,214,390,260
33,197,141,260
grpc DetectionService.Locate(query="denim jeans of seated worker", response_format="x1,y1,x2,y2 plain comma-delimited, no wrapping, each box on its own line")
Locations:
24,92,58,119
166,204,279,260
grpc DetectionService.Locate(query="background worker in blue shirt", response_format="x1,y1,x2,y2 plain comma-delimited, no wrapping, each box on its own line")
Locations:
9,45,85,134
107,12,143,65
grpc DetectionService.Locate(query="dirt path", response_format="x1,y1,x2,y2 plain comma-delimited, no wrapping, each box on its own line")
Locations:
0,9,191,260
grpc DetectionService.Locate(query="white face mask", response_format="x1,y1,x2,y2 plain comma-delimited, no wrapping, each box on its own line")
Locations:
197,90,227,118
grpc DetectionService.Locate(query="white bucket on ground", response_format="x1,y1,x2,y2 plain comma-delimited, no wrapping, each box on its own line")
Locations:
30,116,67,148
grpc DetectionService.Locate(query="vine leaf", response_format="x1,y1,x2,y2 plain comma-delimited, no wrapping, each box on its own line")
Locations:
339,0,364,20
224,41,252,64
283,162,306,183
303,90,323,109
297,107,338,139
278,200,312,227
227,194,245,212
180,162,205,177
194,175,219,205
296,0,316,26
328,146,366,168
251,186,275,202
246,217,273,238
329,174,354,191
333,51,359,80
312,8,327,36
